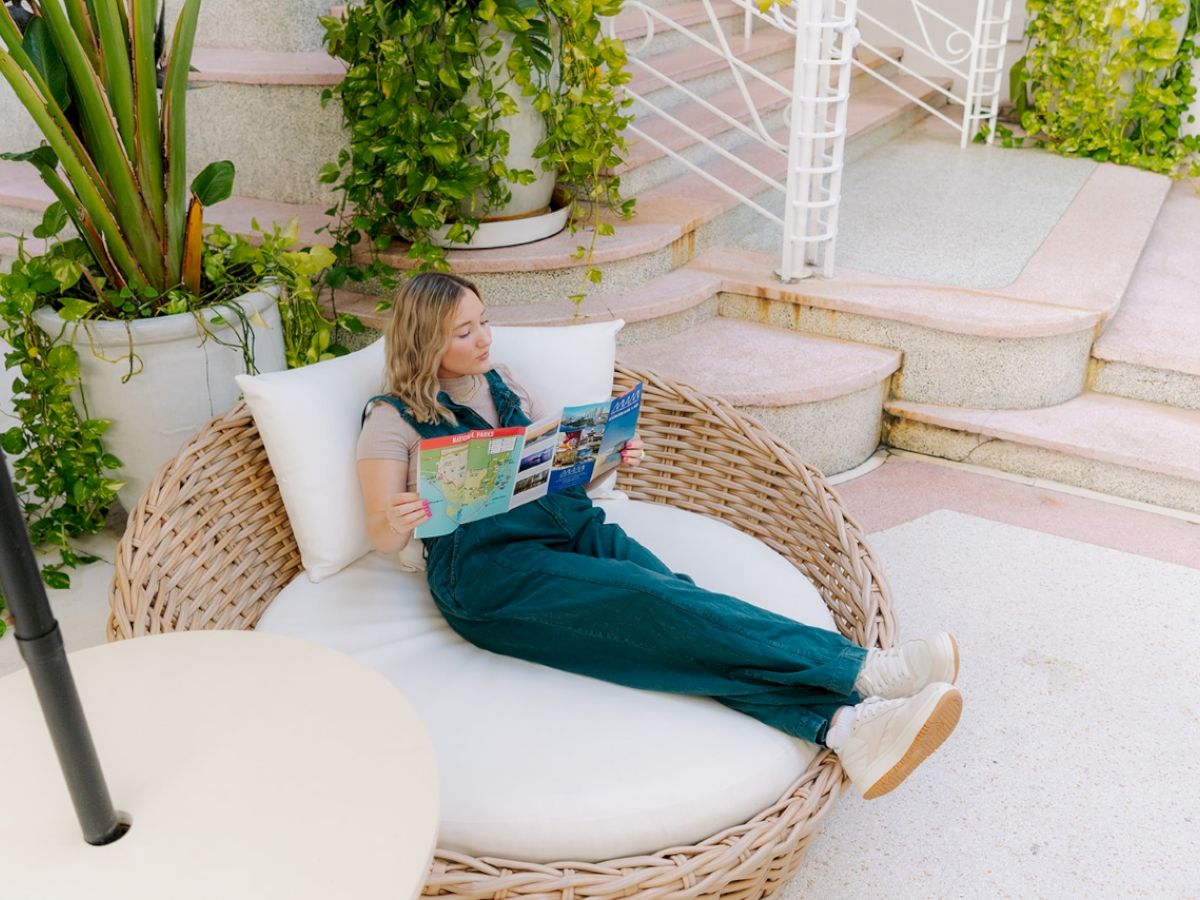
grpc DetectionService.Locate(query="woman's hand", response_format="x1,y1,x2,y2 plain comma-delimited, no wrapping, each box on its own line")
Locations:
385,492,431,535
619,435,646,469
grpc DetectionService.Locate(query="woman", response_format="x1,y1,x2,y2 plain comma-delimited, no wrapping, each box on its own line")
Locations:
357,272,963,799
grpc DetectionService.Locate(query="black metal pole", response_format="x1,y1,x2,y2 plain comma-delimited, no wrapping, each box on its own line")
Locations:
0,450,125,845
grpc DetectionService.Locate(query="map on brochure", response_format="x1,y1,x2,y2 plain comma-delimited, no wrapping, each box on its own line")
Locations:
415,382,644,538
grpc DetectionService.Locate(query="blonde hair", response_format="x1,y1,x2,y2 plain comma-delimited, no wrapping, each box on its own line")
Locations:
383,272,482,424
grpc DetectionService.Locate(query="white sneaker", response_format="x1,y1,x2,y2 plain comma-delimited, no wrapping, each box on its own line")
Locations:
854,632,959,699
829,682,962,800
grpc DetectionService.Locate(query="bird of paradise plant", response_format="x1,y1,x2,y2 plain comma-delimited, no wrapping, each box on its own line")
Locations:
0,0,233,301
0,0,353,603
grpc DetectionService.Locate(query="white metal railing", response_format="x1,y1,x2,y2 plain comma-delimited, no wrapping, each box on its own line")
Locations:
609,0,858,281
838,0,1014,147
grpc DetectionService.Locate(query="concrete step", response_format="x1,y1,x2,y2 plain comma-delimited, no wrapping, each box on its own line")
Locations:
699,157,1172,411
617,47,904,195
613,0,768,57
616,316,902,474
164,0,332,52
1090,181,1200,412
0,160,328,255
626,26,797,112
357,75,948,306
331,267,724,345
487,267,723,344
884,392,1200,514
0,70,946,306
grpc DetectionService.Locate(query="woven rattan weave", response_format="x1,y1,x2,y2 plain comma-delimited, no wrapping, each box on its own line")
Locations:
109,362,898,899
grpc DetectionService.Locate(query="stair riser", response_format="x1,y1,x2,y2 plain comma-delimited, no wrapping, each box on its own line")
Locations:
718,292,1094,409
620,105,788,196
742,380,887,475
631,46,795,114
1088,359,1200,412
617,294,719,344
0,203,49,241
0,80,343,209
164,0,332,53
844,92,953,166
0,92,43,156
621,59,904,195
884,416,1200,515
617,9,770,59
185,83,344,207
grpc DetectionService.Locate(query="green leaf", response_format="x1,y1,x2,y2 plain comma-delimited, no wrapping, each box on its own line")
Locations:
0,428,25,455
190,160,236,206
58,294,96,319
0,146,59,169
42,569,71,591
33,201,70,239
22,16,71,112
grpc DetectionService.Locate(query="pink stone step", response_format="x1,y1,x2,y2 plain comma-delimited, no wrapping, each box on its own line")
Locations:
0,159,54,212
1004,164,1170,320
625,27,796,98
886,392,1200,483
1,75,944,284
332,268,723,332
487,268,722,327
0,235,48,262
204,195,330,246
617,47,902,174
190,48,345,85
612,0,744,40
371,76,947,276
1093,181,1200,377
618,316,901,406
691,246,1101,339
0,159,332,250
639,75,950,215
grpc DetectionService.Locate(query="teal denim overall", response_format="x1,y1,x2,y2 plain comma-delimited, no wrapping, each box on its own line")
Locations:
367,369,867,744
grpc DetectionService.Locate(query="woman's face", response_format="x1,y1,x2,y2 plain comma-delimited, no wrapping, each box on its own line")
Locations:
437,289,492,379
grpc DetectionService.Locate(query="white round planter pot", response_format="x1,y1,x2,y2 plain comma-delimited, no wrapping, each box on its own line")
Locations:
432,26,565,251
33,284,286,510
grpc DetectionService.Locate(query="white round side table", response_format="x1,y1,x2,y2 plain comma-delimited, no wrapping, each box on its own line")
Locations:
0,630,439,899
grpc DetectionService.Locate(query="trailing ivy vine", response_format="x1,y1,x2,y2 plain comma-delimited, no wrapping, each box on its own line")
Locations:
318,0,634,303
994,0,1200,178
0,220,355,617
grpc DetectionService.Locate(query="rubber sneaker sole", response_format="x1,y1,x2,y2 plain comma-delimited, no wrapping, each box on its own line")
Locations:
944,632,961,684
861,686,962,800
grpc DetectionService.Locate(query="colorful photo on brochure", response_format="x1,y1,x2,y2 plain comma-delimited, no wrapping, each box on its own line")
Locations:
415,426,526,537
510,414,561,508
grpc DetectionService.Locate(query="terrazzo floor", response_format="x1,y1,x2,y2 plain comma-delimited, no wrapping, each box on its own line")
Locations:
738,118,1097,290
3,454,1198,898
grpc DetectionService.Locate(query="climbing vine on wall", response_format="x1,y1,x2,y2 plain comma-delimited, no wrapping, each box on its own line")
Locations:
994,0,1200,178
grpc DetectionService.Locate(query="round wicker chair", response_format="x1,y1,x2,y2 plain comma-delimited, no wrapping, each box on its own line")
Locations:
109,361,898,899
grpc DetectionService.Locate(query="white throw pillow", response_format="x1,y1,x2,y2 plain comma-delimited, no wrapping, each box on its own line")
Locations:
236,320,625,582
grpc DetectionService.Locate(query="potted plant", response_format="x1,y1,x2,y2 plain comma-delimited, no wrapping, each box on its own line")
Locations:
317,0,635,300
0,0,355,593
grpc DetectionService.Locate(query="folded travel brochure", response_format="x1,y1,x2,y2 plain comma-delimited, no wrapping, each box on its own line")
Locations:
414,382,644,538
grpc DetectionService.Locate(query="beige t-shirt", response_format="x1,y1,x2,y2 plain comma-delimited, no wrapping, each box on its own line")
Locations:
357,363,548,493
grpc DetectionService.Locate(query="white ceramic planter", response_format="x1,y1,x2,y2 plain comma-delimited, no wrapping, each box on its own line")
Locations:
430,205,569,249
433,25,563,250
33,284,286,510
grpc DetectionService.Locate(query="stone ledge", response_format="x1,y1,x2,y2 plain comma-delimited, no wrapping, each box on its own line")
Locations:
616,316,901,406
886,392,1200,483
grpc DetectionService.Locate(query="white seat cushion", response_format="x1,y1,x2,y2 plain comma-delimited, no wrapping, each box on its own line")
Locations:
256,498,843,862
